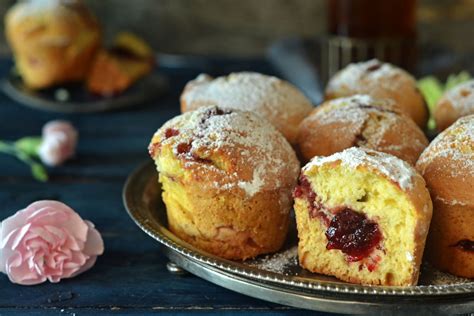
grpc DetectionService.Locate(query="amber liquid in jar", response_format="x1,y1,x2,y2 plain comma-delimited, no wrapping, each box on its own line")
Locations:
325,0,417,78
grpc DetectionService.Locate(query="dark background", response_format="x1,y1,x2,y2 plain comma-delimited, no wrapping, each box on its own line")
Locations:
0,0,473,57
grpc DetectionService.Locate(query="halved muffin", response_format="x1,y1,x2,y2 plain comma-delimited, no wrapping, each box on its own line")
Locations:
294,147,432,286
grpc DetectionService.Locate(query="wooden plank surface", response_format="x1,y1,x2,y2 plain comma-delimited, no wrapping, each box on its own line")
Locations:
0,58,335,315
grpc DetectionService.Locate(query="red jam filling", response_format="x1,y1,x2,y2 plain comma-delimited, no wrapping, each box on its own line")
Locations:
165,128,180,138
294,175,383,266
453,240,474,252
325,209,382,262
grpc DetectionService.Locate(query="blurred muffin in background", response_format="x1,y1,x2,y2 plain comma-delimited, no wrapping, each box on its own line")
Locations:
181,72,314,147
434,80,474,131
325,59,429,129
5,0,101,89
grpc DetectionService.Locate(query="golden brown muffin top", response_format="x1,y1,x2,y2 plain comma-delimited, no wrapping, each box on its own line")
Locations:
417,115,474,178
438,80,474,116
310,94,402,123
180,72,313,145
326,59,416,96
305,95,425,153
149,106,300,197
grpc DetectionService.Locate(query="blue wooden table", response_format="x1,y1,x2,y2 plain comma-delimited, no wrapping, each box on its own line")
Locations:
0,58,336,315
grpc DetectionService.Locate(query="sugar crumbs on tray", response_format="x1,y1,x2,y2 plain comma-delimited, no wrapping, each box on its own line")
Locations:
248,246,298,275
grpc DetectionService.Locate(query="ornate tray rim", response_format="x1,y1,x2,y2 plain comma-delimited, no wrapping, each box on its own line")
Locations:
123,161,474,299
164,248,474,314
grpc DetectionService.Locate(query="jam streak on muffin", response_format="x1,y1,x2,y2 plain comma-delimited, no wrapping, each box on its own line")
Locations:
175,141,213,164
325,209,382,262
293,175,331,226
452,240,474,252
165,128,180,138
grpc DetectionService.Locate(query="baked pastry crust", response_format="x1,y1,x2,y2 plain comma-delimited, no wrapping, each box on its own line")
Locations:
434,80,474,131
294,147,432,286
180,72,313,146
5,0,101,89
325,59,428,128
416,115,474,278
149,106,300,260
297,95,428,165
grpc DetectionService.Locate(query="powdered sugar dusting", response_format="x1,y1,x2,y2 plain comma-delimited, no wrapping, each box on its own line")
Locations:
417,115,474,177
248,246,298,274
326,59,413,94
237,165,266,197
435,196,468,206
308,95,399,142
183,72,312,118
305,147,416,190
307,95,426,163
151,106,300,197
443,80,474,116
420,262,472,285
313,94,380,125
182,72,313,143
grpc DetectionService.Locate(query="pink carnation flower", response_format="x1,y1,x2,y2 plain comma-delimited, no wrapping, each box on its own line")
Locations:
38,120,78,166
0,201,104,285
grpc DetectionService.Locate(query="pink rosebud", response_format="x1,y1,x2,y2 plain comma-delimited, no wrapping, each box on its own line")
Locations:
0,201,104,285
38,120,78,166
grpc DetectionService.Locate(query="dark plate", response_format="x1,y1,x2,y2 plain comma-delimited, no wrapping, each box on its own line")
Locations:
1,71,168,113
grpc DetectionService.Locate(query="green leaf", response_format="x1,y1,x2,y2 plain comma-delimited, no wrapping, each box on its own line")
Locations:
15,137,42,158
0,139,49,182
31,163,48,182
445,71,471,91
418,71,472,130
417,76,443,110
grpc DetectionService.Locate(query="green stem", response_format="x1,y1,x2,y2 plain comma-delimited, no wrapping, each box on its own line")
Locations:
0,140,15,155
0,140,48,182
15,151,48,182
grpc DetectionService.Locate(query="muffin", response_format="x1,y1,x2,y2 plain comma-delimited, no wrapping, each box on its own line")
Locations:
180,72,314,146
297,95,428,165
294,147,432,286
149,106,300,260
416,115,474,278
325,59,428,129
434,80,474,131
5,0,101,89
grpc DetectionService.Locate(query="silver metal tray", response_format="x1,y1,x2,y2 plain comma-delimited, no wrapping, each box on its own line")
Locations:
123,162,474,314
